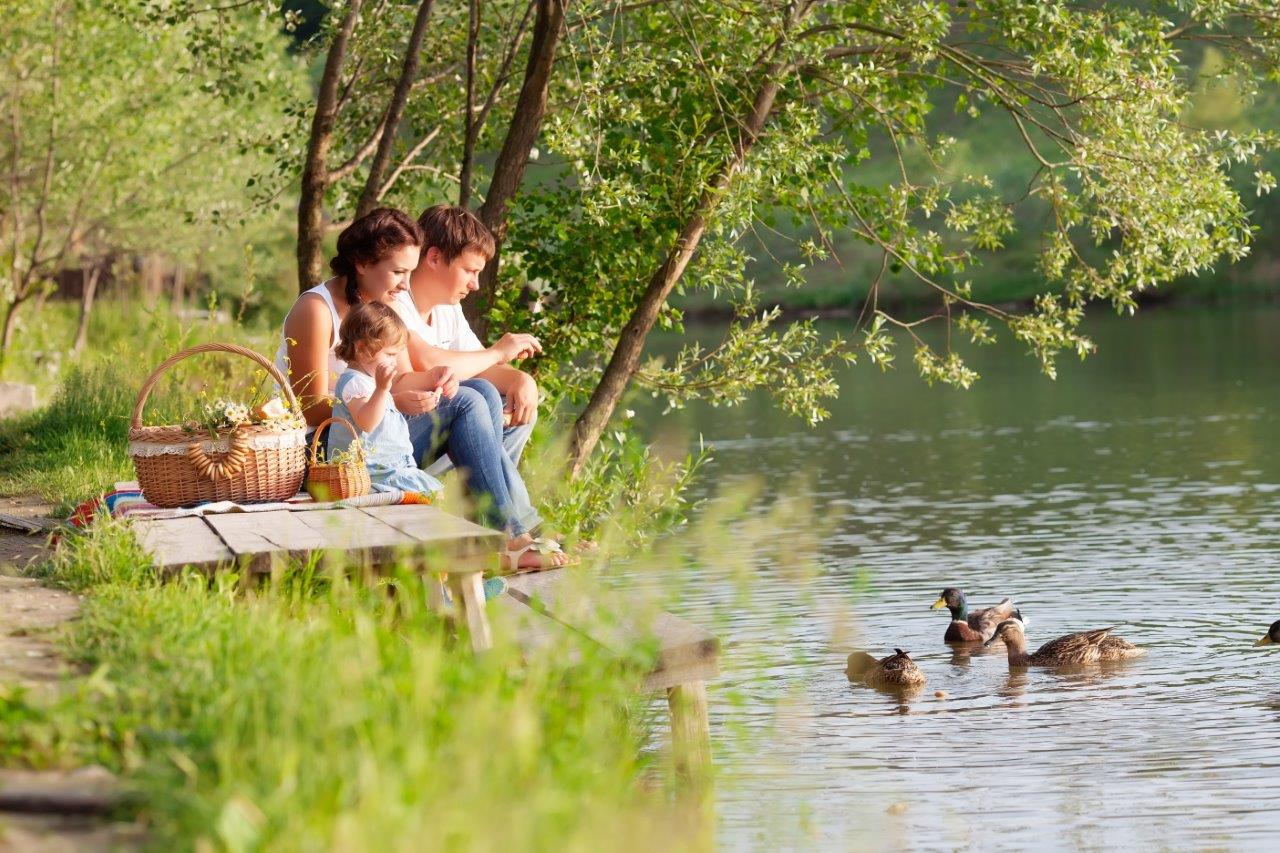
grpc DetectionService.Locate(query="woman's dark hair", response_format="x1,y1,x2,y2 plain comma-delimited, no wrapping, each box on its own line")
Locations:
334,301,408,365
329,207,424,305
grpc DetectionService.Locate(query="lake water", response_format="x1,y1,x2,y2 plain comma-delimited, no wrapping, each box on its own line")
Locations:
635,305,1280,850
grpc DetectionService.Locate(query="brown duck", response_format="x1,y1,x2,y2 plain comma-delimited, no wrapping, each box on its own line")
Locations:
985,619,1144,667
845,648,927,688
1256,620,1280,646
931,587,1023,642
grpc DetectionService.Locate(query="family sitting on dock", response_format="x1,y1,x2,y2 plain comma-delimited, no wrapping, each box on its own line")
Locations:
276,205,570,572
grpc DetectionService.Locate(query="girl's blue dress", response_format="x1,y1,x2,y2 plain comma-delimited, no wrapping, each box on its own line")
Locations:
328,369,443,495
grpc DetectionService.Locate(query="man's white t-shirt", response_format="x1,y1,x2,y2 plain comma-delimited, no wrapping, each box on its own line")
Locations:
395,291,484,352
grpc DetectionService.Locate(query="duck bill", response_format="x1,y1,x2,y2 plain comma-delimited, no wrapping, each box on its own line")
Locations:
1256,635,1275,647
983,635,998,647
930,597,947,611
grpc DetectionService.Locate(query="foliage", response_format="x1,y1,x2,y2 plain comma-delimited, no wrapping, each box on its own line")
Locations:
486,0,1280,427
528,416,711,549
0,0,305,364
105,1,1280,467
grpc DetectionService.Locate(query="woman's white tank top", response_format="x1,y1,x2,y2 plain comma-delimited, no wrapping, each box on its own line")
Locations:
275,281,347,394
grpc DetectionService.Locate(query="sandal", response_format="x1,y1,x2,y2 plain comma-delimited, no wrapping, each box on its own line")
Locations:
501,537,580,573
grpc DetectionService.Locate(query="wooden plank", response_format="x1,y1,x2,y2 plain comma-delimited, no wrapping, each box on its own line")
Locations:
132,517,232,571
505,571,719,684
0,513,59,534
489,592,585,664
290,507,418,552
204,511,326,571
360,504,502,565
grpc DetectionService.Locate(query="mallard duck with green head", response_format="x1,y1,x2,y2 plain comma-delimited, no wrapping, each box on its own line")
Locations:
931,587,1023,642
1256,621,1280,646
985,619,1144,667
845,648,927,688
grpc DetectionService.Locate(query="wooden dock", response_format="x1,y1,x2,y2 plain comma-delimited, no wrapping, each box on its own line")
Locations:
131,505,719,780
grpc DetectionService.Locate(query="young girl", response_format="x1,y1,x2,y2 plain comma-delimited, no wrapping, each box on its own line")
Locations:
328,302,443,496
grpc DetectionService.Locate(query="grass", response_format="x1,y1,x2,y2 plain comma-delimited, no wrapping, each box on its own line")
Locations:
0,301,277,512
6,521,697,850
0,298,732,849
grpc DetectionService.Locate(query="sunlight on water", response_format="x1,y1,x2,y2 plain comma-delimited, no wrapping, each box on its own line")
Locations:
637,305,1280,850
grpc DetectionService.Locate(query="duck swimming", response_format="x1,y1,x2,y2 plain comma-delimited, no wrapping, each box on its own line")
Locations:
1256,621,1280,646
985,619,1144,667
931,587,1023,642
846,648,927,688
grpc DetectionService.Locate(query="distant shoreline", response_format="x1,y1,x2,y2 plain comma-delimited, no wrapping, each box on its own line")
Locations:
676,281,1280,323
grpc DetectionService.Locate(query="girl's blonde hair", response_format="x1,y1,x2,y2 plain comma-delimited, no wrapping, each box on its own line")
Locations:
335,302,408,365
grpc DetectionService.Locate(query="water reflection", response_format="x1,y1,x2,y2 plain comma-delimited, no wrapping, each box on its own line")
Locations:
635,305,1280,849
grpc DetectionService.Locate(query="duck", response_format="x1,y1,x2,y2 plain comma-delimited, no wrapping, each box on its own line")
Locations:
985,619,1144,667
845,648,927,688
930,587,1024,642
1256,620,1280,646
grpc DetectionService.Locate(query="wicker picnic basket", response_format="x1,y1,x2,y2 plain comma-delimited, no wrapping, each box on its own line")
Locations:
128,342,307,508
305,416,371,502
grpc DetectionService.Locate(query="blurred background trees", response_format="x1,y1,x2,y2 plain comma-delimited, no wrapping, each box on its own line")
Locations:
6,0,1280,474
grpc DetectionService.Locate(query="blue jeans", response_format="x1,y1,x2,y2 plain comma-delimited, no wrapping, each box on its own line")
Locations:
407,379,541,535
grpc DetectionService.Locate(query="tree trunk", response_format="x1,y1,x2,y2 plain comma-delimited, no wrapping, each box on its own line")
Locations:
0,297,24,368
468,0,568,336
297,0,364,292
172,263,185,311
458,0,482,208
354,0,437,219
566,69,788,477
72,265,101,355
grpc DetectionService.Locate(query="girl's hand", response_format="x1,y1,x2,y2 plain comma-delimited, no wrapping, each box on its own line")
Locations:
374,359,398,390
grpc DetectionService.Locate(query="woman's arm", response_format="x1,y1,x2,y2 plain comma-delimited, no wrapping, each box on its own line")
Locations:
282,296,335,427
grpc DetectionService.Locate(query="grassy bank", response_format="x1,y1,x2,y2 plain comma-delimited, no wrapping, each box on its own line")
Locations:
0,301,726,849
5,521,695,850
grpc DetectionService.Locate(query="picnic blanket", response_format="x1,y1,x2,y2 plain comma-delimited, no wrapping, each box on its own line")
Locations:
69,481,433,528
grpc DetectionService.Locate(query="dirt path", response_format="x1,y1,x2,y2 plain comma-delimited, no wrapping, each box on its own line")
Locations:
0,497,144,850
0,495,71,686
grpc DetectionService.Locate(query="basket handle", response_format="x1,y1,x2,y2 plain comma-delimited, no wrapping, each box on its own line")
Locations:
131,342,299,429
309,415,364,464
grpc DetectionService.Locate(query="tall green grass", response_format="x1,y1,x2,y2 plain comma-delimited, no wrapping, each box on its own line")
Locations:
7,522,698,850
2,299,729,849
0,301,280,510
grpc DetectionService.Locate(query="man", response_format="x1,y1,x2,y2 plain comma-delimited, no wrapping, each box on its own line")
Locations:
395,204,543,476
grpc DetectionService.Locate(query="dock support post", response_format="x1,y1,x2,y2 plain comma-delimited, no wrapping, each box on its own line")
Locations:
448,571,493,653
667,680,711,784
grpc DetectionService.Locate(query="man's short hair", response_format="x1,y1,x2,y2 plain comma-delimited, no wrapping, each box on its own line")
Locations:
417,204,497,263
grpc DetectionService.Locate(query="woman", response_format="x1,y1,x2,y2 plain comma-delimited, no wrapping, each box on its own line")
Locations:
277,207,567,570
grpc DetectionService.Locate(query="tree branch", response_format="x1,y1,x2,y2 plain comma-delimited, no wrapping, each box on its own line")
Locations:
355,0,437,218
297,0,364,291
459,0,483,207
